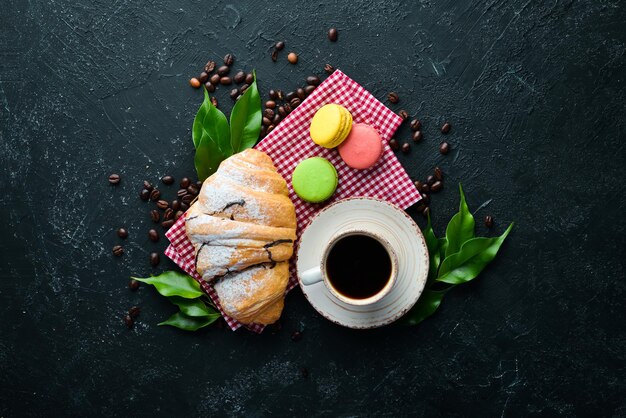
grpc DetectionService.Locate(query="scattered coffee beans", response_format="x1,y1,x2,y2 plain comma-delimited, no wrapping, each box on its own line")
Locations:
198,71,209,83
426,175,435,185
220,77,232,85
161,219,174,230
431,181,443,192
171,200,181,211
112,245,124,257
211,96,218,108
296,88,306,100
129,279,140,291
234,71,245,84
187,184,199,195
230,88,239,100
139,189,150,201
143,180,153,191
275,41,285,50
398,110,409,120
420,183,430,194
148,229,159,242
164,208,174,221
108,174,121,184
129,306,140,319
150,252,160,266
328,28,338,42
410,119,422,131
485,215,494,228
287,52,298,64
441,122,451,134
412,131,423,142
263,108,274,119
422,206,430,218
149,189,161,201
189,78,201,88
389,139,400,151
117,228,128,239
204,81,215,92
439,142,450,155
245,73,254,84
324,63,335,74
266,100,276,109
223,54,234,66
271,49,279,62
401,143,410,153
306,75,321,86
434,167,443,181
210,73,220,85
387,92,399,104
414,180,423,190
175,210,184,220
182,194,194,205
150,209,160,223
305,85,316,95
204,60,216,73
217,65,229,76
161,175,174,185
156,200,169,210
179,177,190,188
124,314,134,329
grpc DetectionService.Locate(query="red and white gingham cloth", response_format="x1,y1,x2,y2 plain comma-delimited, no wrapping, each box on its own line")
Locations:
165,70,421,333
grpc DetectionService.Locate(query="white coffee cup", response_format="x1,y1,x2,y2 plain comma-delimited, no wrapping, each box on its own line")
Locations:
300,229,398,306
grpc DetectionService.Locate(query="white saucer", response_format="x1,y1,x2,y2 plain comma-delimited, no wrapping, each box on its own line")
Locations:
296,197,429,329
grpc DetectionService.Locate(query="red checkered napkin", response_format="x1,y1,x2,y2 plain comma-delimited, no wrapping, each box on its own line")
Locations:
165,70,421,333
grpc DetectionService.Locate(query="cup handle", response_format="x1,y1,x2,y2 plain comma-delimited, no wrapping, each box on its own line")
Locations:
301,266,323,286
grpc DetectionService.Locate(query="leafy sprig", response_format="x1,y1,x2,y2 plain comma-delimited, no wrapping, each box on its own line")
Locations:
132,271,220,331
402,184,514,326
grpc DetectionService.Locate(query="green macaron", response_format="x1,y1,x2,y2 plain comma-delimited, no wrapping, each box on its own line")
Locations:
292,157,338,203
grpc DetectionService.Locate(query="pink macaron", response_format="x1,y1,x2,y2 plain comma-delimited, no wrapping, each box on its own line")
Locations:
338,123,383,169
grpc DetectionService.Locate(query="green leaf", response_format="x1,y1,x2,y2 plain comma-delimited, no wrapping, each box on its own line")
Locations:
437,223,514,284
192,89,231,153
443,183,475,258
423,213,441,283
158,311,218,331
230,71,262,153
194,131,228,181
168,296,219,317
131,271,204,299
400,289,449,326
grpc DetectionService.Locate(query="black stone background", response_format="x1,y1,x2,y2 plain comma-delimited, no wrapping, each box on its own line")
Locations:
1,0,625,416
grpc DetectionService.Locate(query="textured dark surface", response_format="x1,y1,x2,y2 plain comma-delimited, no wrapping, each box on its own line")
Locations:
1,0,625,416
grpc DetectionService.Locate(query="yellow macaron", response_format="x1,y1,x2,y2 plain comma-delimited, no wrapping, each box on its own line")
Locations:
309,104,353,148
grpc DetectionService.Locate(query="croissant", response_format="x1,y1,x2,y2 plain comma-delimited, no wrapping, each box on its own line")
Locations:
185,149,297,325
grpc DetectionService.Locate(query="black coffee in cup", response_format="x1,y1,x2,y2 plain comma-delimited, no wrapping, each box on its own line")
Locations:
326,234,392,299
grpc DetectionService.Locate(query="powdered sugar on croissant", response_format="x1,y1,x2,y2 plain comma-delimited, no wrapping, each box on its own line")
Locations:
185,149,297,325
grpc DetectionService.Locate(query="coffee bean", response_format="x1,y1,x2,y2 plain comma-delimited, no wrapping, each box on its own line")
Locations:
179,177,190,188
171,200,180,212
180,202,189,211
389,139,400,151
328,28,338,41
139,189,150,201
276,90,284,101
108,174,121,184
211,96,218,108
204,60,216,73
306,75,321,86
287,52,298,64
189,78,201,88
441,122,451,134
129,279,140,291
422,206,430,218
431,181,443,192
175,210,184,220
204,81,215,92
177,188,188,198
290,97,301,108
149,189,160,201
283,103,292,113
426,175,435,185
161,220,174,230
265,100,276,109
286,91,296,101
187,184,199,196
278,106,287,117
304,85,316,95
412,131,423,142
291,330,303,342
161,175,174,185
300,367,309,378
439,142,450,155
150,209,160,223
262,116,272,126
410,119,422,131
117,228,128,239
273,114,281,125
240,84,249,94
209,73,220,85
401,143,410,153
150,252,160,266
217,65,230,76
156,200,169,210
223,54,234,66
124,314,134,329
112,245,124,257
324,63,335,74
220,77,232,85
420,183,430,194
421,193,430,205
268,89,277,100
128,306,140,320
164,208,174,221
296,88,306,100
414,180,423,190
182,194,194,205
275,40,285,50
267,124,275,134
234,71,245,84
398,110,409,120
143,180,153,192
148,229,159,242
230,88,239,100
485,215,494,228
263,108,274,120
245,73,254,84
199,71,209,83
434,167,443,181
271,49,279,62
387,92,399,104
